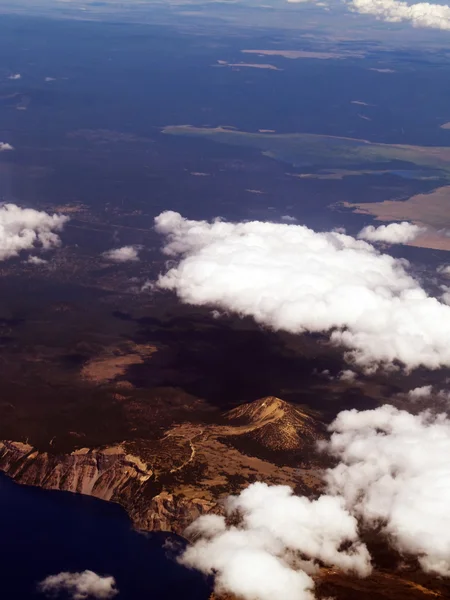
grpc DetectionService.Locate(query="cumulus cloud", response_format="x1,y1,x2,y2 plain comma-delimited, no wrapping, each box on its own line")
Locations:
403,385,450,405
407,381,450,404
285,0,450,30
155,211,450,371
102,245,140,263
437,388,450,402
437,264,450,276
339,369,357,382
8,73,21,80
438,266,450,304
326,405,450,575
27,255,48,265
0,142,14,151
182,405,450,599
349,0,450,30
0,203,68,261
357,221,424,244
440,284,450,305
181,483,371,600
141,279,155,292
408,385,432,399
37,571,118,600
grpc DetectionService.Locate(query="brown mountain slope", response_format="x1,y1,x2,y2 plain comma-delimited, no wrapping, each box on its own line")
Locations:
223,396,323,451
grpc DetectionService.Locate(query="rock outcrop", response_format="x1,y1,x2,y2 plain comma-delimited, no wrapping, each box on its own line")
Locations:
128,491,217,533
0,441,152,501
0,441,218,534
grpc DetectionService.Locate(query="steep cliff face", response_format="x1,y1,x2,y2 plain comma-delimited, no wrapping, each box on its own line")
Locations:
0,441,216,534
0,441,152,501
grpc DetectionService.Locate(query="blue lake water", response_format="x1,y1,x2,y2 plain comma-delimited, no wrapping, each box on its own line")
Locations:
0,474,210,599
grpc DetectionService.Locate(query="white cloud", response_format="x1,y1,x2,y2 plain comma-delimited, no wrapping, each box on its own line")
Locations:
285,0,450,30
155,211,450,371
141,279,155,292
438,266,450,304
403,385,450,404
349,0,450,30
325,405,450,575
407,385,432,399
102,245,140,263
182,405,450,599
8,73,21,80
441,284,450,305
339,369,357,382
0,142,14,152
0,203,68,261
437,264,450,276
37,571,118,600
357,221,424,244
27,255,48,265
281,215,298,222
181,483,371,600
437,388,450,402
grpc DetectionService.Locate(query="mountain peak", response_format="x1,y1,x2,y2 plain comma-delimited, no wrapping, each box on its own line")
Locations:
224,396,322,452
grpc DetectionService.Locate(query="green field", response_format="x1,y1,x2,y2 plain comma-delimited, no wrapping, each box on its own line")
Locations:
163,125,450,175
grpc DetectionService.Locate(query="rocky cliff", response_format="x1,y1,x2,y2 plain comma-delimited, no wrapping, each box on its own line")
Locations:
0,441,152,499
0,440,215,534
3,437,447,600
0,397,323,535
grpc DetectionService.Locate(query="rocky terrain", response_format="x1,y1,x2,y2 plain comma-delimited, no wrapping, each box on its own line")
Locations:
225,396,322,452
2,391,448,600
0,287,446,600
0,396,324,534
